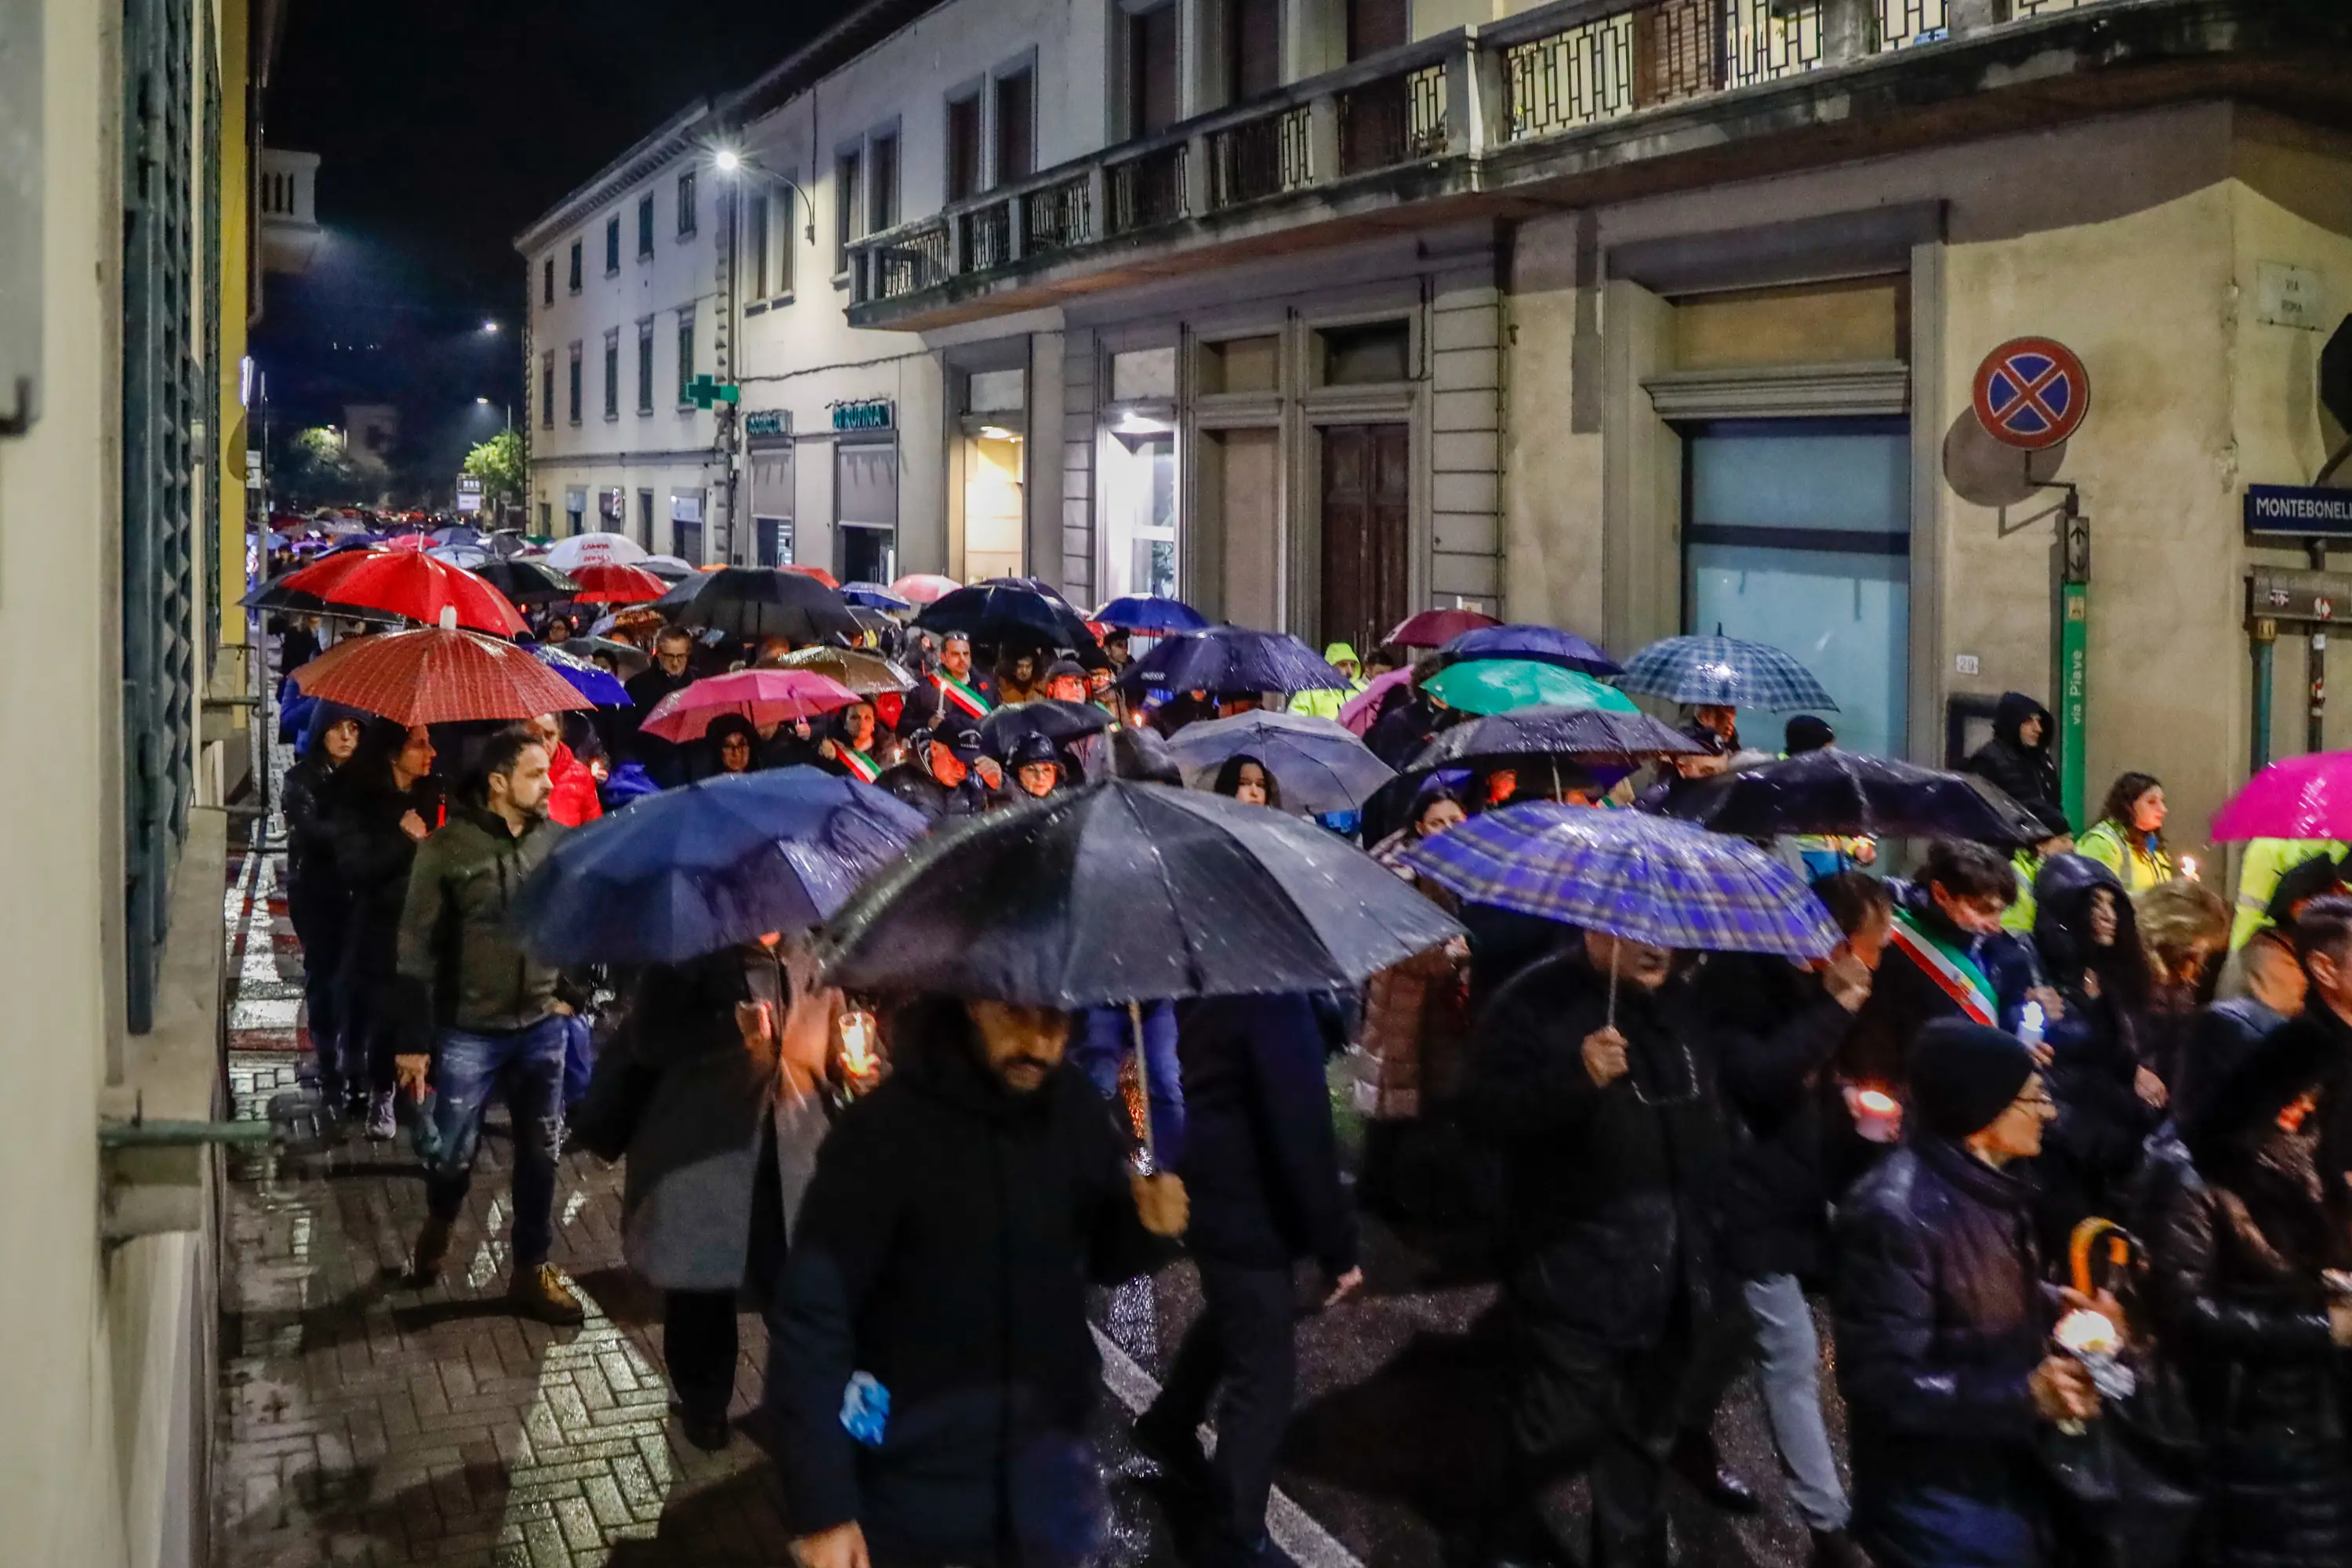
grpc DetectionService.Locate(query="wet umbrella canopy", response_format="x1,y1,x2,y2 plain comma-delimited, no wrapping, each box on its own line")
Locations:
474,558,583,605
514,766,929,965
817,780,1462,1007
915,579,1095,648
773,644,916,695
648,566,860,644
1649,748,2047,846
1443,623,1620,677
979,699,1115,757
530,644,631,707
1166,709,1395,813
1617,633,1837,710
1422,660,1637,717
1401,803,1839,958
1410,704,1704,771
1119,627,1352,697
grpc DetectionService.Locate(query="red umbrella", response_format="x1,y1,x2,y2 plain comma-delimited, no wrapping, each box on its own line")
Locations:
784,564,843,590
891,573,961,605
292,626,591,726
565,561,669,604
282,550,526,634
1386,606,1500,648
640,669,860,742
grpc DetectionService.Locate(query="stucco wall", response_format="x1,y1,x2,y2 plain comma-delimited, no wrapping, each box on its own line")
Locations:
1501,211,1605,635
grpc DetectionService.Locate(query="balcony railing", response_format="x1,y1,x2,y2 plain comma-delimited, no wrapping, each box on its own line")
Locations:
846,0,2147,312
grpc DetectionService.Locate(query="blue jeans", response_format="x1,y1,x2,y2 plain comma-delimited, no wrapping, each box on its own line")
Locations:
1743,1272,1850,1531
422,1018,568,1267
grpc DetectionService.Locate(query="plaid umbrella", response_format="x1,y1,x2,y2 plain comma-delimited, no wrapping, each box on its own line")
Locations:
640,669,861,742
291,626,593,726
1399,803,1839,958
1617,634,1837,710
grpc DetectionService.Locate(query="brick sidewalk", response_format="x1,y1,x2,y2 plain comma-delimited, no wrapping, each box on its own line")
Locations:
214,842,799,1568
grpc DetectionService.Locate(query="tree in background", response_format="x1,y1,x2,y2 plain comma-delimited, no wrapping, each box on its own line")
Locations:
274,425,388,510
463,428,525,517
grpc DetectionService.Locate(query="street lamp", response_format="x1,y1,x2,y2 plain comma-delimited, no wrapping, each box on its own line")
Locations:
713,147,742,174
481,320,499,335
474,396,512,430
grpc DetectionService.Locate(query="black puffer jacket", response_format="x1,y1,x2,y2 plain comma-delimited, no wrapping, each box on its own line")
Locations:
774,1002,1161,1566
330,775,446,986
1464,951,1729,1348
1962,692,2060,812
2135,1027,2352,1568
1835,1134,2055,1568
1698,953,1853,1283
2023,855,2155,1238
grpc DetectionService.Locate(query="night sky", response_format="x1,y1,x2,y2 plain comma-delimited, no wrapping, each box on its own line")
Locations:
256,0,855,499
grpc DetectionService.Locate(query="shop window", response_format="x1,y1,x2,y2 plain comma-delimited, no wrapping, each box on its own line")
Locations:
993,69,1035,183
1103,426,1178,600
1200,334,1279,394
672,492,706,561
1319,320,1410,385
1682,419,1911,759
836,441,899,584
757,519,796,568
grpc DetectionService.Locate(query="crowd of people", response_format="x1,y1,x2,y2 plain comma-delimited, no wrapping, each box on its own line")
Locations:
265,588,2352,1568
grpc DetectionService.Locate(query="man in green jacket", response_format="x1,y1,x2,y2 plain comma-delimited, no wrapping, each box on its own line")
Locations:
394,726,582,1323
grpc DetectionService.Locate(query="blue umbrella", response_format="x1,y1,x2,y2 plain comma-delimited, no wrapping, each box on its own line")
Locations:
530,643,630,706
1119,627,1351,697
1399,803,1838,959
1095,594,1210,634
263,530,290,550
1444,623,1620,676
514,766,929,965
840,580,912,611
1616,634,1837,710
1164,709,1394,813
430,524,489,547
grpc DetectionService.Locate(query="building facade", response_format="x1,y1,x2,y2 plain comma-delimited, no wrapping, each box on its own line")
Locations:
515,102,731,561
521,0,2352,859
2,0,283,1561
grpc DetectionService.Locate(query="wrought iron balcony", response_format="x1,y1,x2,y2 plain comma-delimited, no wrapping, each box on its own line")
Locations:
842,0,2309,327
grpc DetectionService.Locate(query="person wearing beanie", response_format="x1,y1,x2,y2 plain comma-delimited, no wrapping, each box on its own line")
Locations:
1835,1018,2105,1568
1783,714,1835,755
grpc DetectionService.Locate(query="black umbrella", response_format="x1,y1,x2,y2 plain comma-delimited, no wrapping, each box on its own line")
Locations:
914,580,1094,648
1409,705,1705,771
1647,748,2047,845
978,699,1113,758
475,557,583,605
816,780,1462,1007
558,636,651,679
1118,626,1351,696
240,568,403,623
648,566,860,644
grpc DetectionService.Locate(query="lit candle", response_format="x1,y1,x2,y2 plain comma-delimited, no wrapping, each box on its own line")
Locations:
2019,1000,2045,1052
839,1010,878,1080
1849,1084,1902,1144
2054,1308,2119,1358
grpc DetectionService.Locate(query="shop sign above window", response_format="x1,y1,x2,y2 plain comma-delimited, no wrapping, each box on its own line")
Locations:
830,397,895,433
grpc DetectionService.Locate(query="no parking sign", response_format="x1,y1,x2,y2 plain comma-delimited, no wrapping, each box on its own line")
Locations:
1973,337,2090,451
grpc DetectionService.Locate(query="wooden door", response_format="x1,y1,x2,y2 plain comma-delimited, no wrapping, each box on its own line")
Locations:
1319,423,1411,655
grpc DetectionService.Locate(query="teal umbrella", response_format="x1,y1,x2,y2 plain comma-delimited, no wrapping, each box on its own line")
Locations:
1425,660,1639,717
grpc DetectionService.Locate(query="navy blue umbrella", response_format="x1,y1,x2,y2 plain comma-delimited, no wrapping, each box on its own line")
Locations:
1094,594,1210,634
1646,748,2045,845
1118,627,1352,697
513,766,929,964
1443,623,1621,676
840,580,913,611
529,644,630,707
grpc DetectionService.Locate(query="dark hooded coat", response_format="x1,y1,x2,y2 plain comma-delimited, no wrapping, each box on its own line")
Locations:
2134,1028,2352,1568
1963,692,2060,813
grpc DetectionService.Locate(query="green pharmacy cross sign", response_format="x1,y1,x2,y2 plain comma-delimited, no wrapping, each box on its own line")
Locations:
688,375,741,411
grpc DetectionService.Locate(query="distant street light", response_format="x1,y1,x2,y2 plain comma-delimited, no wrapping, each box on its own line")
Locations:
713,147,742,174
481,320,499,334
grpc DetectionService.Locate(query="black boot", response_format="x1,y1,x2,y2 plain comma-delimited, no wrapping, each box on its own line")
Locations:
1669,1429,1761,1515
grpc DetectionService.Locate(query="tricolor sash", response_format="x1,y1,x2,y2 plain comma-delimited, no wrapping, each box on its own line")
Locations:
838,748,880,783
1889,907,1998,1025
935,672,992,719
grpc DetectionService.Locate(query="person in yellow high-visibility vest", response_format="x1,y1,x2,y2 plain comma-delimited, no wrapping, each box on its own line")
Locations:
2228,837,2347,949
2077,772,2176,893
1291,642,1367,722
2001,804,2077,936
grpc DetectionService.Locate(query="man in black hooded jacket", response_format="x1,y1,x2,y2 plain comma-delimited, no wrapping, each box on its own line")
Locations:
777,999,1188,1568
1464,930,1736,1568
1962,692,2060,813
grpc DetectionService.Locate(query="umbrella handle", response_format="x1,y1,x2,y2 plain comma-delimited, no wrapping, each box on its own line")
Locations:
1606,960,1619,1033
1128,1000,1157,1171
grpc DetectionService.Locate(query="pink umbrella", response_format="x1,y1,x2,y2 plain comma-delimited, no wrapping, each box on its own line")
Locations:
640,669,861,742
2211,752,2352,840
891,573,961,605
1338,666,1414,736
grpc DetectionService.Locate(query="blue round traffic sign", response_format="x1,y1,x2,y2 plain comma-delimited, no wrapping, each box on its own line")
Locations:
1973,337,2089,452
